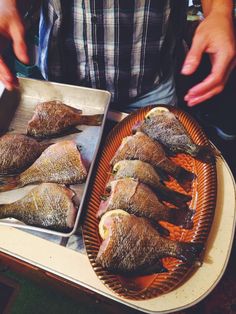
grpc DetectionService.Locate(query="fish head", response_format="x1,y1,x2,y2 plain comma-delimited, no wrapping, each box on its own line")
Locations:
132,120,143,134
96,210,130,269
98,209,130,240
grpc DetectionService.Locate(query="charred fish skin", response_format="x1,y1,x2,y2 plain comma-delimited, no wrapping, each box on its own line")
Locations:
0,183,77,231
110,132,194,192
96,215,203,275
109,160,192,207
98,178,194,229
0,134,49,175
0,140,87,192
27,100,103,138
135,110,215,162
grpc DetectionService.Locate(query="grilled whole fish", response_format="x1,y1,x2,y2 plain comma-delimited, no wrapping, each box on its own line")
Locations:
97,178,194,229
109,160,191,207
111,132,194,191
0,134,50,175
134,108,215,162
0,183,77,231
0,140,87,191
96,214,203,275
27,100,103,138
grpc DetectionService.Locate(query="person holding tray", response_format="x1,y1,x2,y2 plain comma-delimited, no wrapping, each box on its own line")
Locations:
0,1,235,135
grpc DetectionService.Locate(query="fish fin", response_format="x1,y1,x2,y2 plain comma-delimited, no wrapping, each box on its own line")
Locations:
52,127,82,138
156,223,170,237
27,127,82,139
155,167,170,182
157,185,192,207
77,114,104,126
0,176,20,192
65,105,82,114
194,145,218,163
112,260,167,276
137,260,167,276
178,242,204,264
131,121,142,134
176,168,195,192
96,198,109,218
150,221,170,236
169,208,195,229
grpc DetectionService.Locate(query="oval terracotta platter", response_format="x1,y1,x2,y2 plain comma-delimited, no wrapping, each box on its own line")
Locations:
83,105,217,300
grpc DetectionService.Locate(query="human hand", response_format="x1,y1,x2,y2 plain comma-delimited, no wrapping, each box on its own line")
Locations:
181,11,236,107
0,0,29,90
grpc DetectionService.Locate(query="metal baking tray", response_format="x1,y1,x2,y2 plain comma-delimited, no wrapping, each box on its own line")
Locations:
0,77,111,237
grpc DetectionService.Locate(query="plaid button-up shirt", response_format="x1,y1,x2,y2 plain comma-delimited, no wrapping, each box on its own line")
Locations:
38,0,187,107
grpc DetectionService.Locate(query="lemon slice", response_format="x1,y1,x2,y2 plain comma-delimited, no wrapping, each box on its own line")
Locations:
145,107,169,119
99,209,129,240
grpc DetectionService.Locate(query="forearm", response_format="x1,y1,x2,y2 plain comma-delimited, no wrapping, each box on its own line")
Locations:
0,0,30,90
201,0,233,17
182,0,235,106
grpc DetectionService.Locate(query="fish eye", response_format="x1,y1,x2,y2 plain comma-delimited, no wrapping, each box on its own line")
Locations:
76,144,82,151
100,195,108,201
112,165,120,174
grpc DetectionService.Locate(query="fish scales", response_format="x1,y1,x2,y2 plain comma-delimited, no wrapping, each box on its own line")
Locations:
110,160,191,207
98,178,194,229
96,215,203,275
0,140,87,191
0,183,77,231
136,110,215,161
19,141,86,186
0,134,49,175
111,132,194,191
27,101,103,138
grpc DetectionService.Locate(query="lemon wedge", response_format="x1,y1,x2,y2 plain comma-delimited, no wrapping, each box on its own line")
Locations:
99,209,129,240
145,107,169,119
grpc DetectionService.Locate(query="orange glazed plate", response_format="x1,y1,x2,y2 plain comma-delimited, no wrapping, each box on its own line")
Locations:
83,105,217,300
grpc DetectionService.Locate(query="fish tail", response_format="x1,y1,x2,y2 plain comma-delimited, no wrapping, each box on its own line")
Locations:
177,241,204,264
0,176,20,192
175,167,195,192
193,145,218,163
77,114,104,126
157,185,192,207
169,208,195,229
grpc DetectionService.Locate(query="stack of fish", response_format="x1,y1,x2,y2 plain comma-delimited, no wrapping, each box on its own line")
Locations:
0,101,103,231
96,107,215,276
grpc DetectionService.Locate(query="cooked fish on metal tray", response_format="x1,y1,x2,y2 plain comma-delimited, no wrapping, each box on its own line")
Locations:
0,77,110,236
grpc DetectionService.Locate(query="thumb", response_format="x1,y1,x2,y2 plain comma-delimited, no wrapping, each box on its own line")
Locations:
181,35,206,75
9,17,29,64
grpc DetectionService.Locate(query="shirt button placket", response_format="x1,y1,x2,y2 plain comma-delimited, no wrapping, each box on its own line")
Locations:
91,14,97,24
